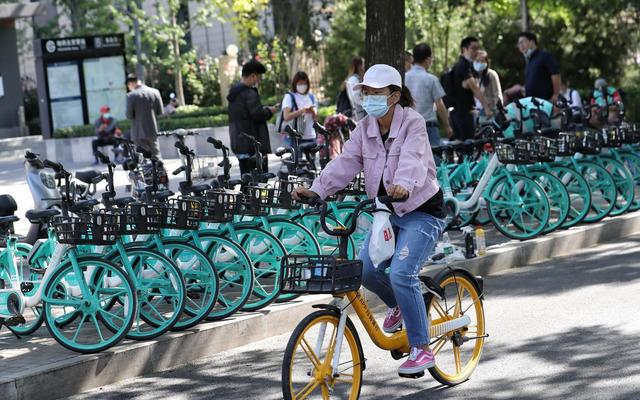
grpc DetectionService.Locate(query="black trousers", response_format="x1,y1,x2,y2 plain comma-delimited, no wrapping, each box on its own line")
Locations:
239,155,269,176
92,136,118,159
450,109,476,141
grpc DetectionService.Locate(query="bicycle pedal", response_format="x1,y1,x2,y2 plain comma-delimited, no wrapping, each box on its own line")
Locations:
398,371,425,379
4,315,26,327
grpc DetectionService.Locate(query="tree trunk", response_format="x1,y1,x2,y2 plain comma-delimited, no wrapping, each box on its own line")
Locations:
520,0,530,31
365,0,405,78
171,10,186,106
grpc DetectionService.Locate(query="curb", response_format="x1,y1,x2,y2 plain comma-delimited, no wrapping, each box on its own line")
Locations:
2,211,640,400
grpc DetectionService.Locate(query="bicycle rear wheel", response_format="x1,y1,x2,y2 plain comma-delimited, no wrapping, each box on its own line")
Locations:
282,310,364,400
425,272,485,386
486,174,550,240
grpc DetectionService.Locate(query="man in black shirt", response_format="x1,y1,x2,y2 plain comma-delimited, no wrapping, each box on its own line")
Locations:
450,36,493,140
517,32,561,102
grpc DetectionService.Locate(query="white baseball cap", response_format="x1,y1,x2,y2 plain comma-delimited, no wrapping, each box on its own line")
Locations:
354,64,402,90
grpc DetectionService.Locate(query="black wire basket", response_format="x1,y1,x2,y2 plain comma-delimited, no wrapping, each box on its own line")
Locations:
114,203,162,235
241,185,275,216
280,255,363,295
53,212,118,245
495,139,534,165
574,130,602,155
533,136,559,162
271,179,301,210
557,133,577,156
159,198,202,230
601,127,622,148
202,189,243,222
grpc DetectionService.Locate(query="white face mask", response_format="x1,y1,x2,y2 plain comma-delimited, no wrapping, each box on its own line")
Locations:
473,62,488,72
296,84,308,94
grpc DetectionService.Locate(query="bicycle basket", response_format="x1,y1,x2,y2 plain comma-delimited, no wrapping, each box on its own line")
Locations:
280,255,362,295
601,127,622,148
534,136,559,162
557,133,577,156
271,180,300,210
160,198,202,230
53,212,118,245
114,203,162,235
574,130,601,155
241,184,275,216
495,139,533,165
202,189,243,222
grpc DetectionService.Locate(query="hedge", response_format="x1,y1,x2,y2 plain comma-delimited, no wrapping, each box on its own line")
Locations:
53,105,336,138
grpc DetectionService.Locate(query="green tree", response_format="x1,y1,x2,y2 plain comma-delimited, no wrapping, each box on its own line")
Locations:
322,0,365,99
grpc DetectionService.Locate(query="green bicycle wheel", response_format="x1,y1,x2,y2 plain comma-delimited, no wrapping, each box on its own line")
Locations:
528,171,570,234
42,256,137,354
267,219,321,303
486,174,550,240
598,157,634,216
576,160,617,223
105,247,186,340
159,240,219,331
548,165,592,228
201,233,254,321
235,227,287,312
619,151,640,212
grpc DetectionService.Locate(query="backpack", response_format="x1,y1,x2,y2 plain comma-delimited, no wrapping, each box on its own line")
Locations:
275,92,298,134
336,88,353,116
440,67,455,108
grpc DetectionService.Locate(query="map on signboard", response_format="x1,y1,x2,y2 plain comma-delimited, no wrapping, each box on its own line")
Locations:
47,62,81,100
51,99,84,130
83,56,127,122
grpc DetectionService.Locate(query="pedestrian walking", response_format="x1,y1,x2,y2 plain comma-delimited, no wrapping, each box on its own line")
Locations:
281,71,319,168
125,74,164,157
344,56,366,121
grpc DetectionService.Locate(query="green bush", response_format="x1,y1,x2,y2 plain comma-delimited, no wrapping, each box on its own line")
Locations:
53,114,229,138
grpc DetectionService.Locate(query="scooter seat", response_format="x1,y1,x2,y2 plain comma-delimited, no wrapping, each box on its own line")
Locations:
25,209,60,222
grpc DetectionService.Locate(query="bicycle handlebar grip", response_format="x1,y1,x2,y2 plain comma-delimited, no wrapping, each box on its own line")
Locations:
346,118,357,131
136,145,153,159
206,137,224,149
43,159,64,172
313,121,329,136
172,166,185,175
91,174,106,184
284,125,302,138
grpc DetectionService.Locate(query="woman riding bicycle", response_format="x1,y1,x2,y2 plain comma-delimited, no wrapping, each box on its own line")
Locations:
293,64,446,376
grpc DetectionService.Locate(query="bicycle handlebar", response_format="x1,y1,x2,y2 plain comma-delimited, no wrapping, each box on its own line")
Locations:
284,125,303,139
297,194,404,237
206,136,228,150
312,121,330,137
136,145,153,159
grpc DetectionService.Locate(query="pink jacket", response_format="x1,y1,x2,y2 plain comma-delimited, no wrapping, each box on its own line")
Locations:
309,104,440,216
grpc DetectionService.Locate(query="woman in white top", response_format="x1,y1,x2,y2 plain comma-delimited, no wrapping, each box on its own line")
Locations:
345,56,366,121
282,71,318,169
473,50,503,123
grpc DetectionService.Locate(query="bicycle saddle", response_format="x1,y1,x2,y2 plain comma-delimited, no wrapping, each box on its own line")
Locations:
25,209,60,222
112,196,136,208
155,190,174,202
0,215,19,225
69,199,100,213
75,170,102,184
0,195,17,216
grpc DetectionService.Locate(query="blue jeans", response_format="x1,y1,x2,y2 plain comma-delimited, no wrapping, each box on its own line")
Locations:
426,125,441,147
359,211,445,347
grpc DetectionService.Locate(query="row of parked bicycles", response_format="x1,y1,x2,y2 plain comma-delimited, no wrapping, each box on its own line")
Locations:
0,126,370,354
436,95,640,240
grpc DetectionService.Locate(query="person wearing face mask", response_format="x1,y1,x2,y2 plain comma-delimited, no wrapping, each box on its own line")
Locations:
227,59,278,175
517,31,561,103
292,64,446,376
91,105,121,165
449,36,494,140
281,71,319,168
473,50,503,122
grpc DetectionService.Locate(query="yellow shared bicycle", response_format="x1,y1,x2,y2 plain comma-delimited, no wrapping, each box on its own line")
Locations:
280,195,487,399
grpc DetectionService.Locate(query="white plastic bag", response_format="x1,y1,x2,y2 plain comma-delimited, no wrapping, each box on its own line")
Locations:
368,199,395,268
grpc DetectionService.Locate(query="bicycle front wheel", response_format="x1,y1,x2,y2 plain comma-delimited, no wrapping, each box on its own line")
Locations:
425,272,485,386
282,310,364,400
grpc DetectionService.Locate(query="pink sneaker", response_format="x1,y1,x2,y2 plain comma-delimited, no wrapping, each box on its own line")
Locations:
398,347,435,375
383,306,403,333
